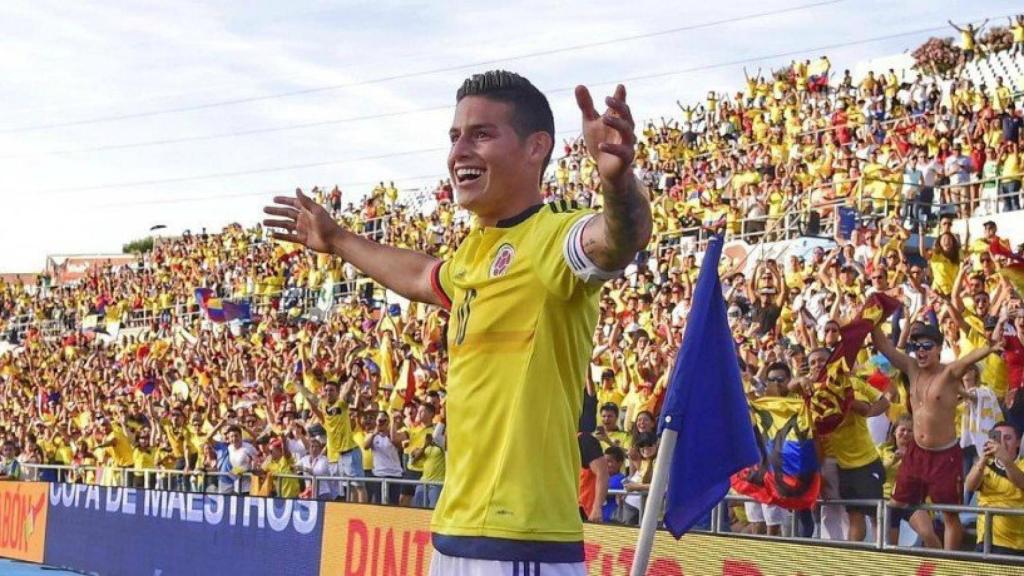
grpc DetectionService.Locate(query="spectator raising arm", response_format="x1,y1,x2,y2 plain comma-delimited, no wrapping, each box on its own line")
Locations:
871,325,914,376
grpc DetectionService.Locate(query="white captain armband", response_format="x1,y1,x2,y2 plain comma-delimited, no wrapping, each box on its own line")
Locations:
563,214,623,284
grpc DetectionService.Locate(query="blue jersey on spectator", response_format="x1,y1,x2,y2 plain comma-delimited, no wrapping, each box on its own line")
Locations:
603,472,625,522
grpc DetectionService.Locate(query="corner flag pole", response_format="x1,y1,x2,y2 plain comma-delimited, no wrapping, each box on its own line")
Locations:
629,423,677,576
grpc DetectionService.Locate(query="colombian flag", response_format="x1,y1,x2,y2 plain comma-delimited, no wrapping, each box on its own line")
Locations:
206,298,227,323
194,288,214,309
135,377,157,396
732,396,820,510
195,288,250,323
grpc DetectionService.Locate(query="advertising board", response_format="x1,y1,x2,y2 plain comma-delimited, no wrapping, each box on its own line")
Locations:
318,502,1020,576
0,481,47,564
43,483,324,575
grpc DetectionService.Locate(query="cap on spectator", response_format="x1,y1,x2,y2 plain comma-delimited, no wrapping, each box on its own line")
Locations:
601,369,615,380
983,220,997,229
909,322,943,346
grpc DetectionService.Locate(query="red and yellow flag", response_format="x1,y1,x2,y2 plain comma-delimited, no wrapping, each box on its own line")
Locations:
991,238,1024,297
811,292,901,435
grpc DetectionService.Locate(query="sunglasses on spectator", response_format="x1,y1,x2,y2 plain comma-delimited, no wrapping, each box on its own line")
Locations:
906,340,937,353
766,376,787,383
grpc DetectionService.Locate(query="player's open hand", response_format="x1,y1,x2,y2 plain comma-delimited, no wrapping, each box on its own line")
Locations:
575,84,636,188
263,189,342,254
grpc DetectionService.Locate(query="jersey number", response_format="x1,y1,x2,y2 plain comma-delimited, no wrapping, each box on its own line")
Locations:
454,288,477,345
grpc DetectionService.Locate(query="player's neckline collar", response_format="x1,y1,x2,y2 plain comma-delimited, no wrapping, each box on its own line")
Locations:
495,203,543,228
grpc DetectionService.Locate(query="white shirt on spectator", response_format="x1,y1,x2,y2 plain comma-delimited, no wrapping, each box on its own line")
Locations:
900,282,927,320
370,435,404,478
902,165,923,198
286,437,306,460
297,453,334,498
917,159,938,187
228,442,258,493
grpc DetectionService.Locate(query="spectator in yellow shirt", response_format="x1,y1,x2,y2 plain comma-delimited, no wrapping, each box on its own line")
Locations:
966,422,1024,555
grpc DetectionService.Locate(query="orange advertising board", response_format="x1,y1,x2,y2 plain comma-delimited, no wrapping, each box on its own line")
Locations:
320,502,1021,576
0,481,48,563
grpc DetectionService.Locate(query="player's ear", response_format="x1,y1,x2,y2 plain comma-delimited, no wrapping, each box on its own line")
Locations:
526,131,553,166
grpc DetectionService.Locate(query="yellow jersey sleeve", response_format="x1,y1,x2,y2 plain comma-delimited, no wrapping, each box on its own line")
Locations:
535,203,615,299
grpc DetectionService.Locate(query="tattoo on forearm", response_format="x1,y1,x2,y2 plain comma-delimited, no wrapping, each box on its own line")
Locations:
590,177,652,268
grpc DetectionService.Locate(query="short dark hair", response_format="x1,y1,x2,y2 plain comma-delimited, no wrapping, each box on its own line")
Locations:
766,362,792,380
457,70,555,178
600,403,620,416
604,445,627,463
993,421,1021,438
809,347,832,362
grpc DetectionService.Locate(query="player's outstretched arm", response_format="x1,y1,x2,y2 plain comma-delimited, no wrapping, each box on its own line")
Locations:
264,189,444,307
575,84,652,271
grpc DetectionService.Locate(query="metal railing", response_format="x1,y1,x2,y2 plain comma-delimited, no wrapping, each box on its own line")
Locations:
655,171,1024,256
17,463,1024,562
22,463,442,506
702,494,1024,563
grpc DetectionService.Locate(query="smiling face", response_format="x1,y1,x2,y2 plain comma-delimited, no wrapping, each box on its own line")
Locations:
894,421,912,448
447,96,549,224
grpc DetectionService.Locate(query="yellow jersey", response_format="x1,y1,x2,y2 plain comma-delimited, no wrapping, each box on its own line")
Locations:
822,378,881,469
421,443,446,483
430,203,602,562
132,446,157,472
323,399,356,461
266,456,301,498
976,458,1024,551
404,424,434,473
353,429,373,472
160,420,192,459
105,427,135,467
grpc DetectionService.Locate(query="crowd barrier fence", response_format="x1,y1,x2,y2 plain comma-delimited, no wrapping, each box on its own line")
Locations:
2,478,1021,575
18,463,1024,567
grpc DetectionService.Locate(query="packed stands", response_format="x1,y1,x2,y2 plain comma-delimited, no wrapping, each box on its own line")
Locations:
2,19,1024,561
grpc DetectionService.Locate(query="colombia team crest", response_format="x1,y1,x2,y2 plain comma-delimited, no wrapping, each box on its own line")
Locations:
490,243,515,278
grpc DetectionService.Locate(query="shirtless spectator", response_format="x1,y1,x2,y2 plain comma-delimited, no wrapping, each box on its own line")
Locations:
871,321,1003,550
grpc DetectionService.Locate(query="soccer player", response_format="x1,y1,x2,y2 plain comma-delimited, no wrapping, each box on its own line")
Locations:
264,70,651,575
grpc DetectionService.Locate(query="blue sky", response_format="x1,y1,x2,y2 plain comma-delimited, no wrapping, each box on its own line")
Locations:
0,0,1019,272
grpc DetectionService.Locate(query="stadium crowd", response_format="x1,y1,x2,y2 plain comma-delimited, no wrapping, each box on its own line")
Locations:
2,19,1024,556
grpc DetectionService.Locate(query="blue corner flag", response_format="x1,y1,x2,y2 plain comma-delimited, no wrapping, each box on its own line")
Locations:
659,235,759,538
